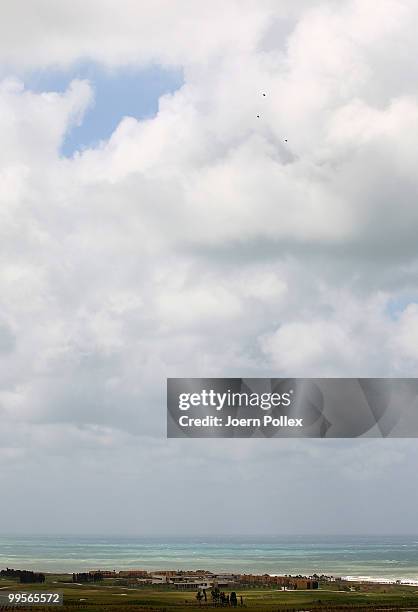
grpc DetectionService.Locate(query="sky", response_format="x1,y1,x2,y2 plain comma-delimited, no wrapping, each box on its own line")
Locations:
1,0,418,536
24,64,183,156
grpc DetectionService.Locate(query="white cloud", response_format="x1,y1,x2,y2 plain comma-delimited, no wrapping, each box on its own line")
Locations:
392,304,418,361
0,1,278,70
1,0,418,533
0,78,92,164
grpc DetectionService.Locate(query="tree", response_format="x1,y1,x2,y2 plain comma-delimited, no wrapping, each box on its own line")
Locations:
211,587,220,603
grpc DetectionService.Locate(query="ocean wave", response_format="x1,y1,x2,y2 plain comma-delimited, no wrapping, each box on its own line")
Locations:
343,575,418,585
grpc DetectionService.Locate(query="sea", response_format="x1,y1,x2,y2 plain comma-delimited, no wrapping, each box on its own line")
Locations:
1,535,418,583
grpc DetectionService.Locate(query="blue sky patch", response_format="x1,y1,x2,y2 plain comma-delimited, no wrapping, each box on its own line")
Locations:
24,63,183,156
386,295,418,320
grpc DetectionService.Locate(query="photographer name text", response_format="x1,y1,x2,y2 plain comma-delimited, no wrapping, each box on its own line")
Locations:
178,415,303,428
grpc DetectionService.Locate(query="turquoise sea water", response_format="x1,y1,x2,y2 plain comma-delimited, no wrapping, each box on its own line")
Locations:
0,535,418,581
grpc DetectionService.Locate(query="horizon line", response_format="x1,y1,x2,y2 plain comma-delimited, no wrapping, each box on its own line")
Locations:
1,533,418,538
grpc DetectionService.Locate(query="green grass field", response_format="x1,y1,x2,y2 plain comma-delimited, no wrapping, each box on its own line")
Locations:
2,575,418,611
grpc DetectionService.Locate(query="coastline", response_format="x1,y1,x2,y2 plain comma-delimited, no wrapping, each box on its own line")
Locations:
342,575,418,586
1,535,418,585
2,569,418,586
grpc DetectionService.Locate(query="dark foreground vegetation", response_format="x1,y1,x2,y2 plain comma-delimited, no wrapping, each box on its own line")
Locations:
0,568,45,583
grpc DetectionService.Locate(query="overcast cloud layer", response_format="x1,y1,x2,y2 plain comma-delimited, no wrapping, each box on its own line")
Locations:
1,0,418,535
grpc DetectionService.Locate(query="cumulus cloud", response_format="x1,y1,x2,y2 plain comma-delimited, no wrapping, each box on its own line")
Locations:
0,1,280,70
1,0,418,533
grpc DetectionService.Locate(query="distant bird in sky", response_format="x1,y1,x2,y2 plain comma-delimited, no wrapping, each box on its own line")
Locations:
257,93,266,117
258,93,288,142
